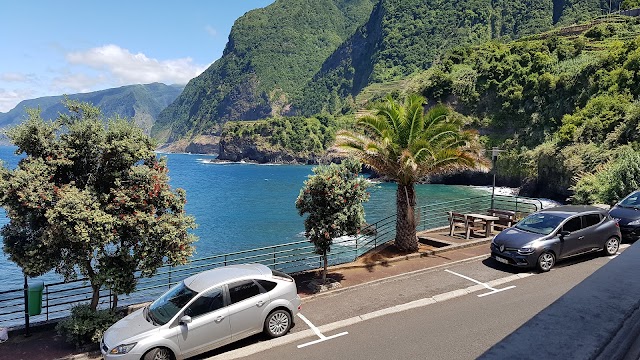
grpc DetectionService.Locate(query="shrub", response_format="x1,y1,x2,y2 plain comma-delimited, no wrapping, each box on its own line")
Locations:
571,147,640,205
56,304,122,348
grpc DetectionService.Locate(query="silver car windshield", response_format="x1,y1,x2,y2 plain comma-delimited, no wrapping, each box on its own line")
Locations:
148,282,197,325
515,213,564,235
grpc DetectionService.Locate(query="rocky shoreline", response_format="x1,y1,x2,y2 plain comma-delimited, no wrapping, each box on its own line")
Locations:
158,139,567,202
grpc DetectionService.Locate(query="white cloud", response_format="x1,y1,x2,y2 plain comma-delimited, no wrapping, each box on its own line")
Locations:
50,72,107,94
205,25,218,37
0,88,37,113
66,44,208,85
1,72,38,83
1,73,27,82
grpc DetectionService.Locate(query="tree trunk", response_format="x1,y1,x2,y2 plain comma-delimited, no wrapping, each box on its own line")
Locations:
111,293,118,311
395,183,418,252
90,285,100,311
322,250,328,284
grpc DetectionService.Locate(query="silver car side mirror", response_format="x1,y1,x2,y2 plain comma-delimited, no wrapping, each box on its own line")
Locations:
180,315,192,325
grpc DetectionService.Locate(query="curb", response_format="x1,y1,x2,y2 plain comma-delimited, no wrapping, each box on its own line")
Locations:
327,238,492,271
301,241,492,301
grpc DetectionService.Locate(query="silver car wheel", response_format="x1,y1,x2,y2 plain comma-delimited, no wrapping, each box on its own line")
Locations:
144,347,172,360
537,252,555,272
265,310,291,338
605,237,620,256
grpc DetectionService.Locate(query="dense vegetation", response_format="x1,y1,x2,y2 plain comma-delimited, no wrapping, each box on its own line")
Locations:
411,15,640,199
296,0,615,115
0,83,183,135
152,0,374,143
218,114,353,162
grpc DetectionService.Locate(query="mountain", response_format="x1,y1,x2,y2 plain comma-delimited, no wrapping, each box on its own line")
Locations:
297,0,610,115
153,0,613,149
0,83,184,134
152,0,375,144
405,14,640,199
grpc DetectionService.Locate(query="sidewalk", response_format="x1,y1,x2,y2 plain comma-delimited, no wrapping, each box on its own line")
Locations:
0,239,492,360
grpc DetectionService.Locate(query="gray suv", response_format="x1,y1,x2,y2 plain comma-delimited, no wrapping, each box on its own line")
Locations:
100,264,301,360
491,205,621,272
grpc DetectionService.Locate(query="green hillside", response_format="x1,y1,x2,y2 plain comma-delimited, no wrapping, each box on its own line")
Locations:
0,83,184,134
152,0,374,143
408,15,640,199
297,0,613,115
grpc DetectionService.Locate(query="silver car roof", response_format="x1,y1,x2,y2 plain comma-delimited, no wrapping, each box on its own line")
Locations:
183,264,273,292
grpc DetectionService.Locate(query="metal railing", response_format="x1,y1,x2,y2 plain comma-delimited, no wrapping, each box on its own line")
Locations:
0,194,544,329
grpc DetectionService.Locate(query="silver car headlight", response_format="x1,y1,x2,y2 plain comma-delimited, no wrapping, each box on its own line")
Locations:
517,247,535,255
110,342,137,355
628,219,640,225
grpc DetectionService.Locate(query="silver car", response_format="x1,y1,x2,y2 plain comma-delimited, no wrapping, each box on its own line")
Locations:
100,264,301,360
491,205,621,272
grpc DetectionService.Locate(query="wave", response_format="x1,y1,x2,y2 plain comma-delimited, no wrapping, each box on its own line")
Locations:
473,185,560,209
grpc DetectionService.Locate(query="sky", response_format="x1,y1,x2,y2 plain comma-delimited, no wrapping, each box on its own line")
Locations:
0,0,275,113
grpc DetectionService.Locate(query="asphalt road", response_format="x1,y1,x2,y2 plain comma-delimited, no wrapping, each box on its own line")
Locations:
204,246,627,360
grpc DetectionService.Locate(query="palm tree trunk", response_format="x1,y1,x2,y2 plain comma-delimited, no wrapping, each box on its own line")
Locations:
395,183,418,252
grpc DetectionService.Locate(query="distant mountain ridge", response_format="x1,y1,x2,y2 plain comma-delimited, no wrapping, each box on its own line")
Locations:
0,83,184,135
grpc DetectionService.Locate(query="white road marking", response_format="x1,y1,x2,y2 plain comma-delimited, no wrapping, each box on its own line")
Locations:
444,269,517,297
296,313,348,349
205,271,534,359
609,244,630,259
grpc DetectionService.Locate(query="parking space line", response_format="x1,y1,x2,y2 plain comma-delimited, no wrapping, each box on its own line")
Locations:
296,313,348,349
444,269,516,297
610,244,630,259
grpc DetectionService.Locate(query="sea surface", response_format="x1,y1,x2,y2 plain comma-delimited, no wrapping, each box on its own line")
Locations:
0,146,490,291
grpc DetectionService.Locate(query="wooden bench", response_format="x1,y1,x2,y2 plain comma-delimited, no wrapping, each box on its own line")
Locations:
487,209,516,231
448,211,467,237
449,212,487,239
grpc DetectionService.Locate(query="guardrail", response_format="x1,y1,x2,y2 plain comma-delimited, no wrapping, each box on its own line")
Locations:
0,194,544,329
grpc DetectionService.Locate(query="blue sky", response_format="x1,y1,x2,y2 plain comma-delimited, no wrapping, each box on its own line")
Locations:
0,0,275,112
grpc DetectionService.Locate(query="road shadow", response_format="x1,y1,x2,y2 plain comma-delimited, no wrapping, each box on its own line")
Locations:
553,250,608,269
481,257,532,274
293,271,345,296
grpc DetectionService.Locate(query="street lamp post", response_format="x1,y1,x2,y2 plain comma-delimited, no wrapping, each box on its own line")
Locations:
490,147,502,210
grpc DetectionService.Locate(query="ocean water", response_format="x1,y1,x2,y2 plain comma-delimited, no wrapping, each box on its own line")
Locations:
0,146,488,291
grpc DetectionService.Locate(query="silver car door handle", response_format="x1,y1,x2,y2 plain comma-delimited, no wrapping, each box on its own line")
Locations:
578,236,584,240
214,316,225,323
256,300,265,307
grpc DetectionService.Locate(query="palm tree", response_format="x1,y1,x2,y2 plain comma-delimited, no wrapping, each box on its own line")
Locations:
337,94,485,252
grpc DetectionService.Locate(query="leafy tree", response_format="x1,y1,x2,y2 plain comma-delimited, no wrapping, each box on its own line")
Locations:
337,94,484,252
295,159,370,283
0,100,197,310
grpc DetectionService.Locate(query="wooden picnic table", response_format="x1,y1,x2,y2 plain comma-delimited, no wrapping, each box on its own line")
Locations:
466,213,500,238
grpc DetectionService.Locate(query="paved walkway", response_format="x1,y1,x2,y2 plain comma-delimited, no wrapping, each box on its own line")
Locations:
0,240,492,360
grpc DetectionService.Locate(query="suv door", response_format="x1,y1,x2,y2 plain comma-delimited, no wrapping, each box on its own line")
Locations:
177,287,230,358
226,279,271,340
